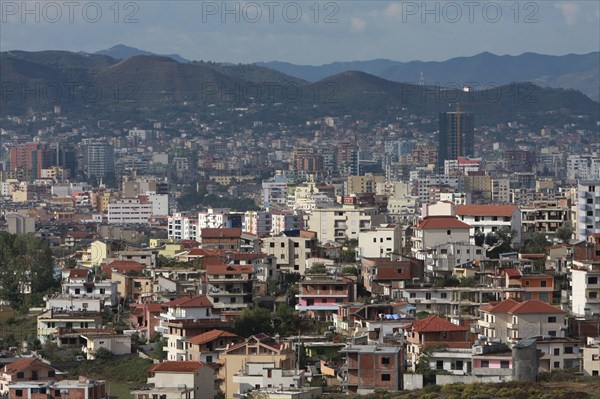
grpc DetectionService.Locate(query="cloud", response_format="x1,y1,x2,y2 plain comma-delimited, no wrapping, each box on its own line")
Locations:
555,2,581,26
384,3,403,18
351,17,366,32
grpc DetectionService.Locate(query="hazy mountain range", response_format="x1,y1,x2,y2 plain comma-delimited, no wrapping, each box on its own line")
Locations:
93,45,599,101
1,49,598,127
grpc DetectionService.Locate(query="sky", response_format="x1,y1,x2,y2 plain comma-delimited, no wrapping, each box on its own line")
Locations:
0,1,599,64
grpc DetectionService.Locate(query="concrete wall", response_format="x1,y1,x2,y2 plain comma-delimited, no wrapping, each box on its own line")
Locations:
403,374,510,391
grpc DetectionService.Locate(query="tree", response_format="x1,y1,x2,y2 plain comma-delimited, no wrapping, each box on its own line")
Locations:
522,233,551,254
0,233,60,309
556,223,573,243
484,228,514,259
232,307,273,337
273,304,299,337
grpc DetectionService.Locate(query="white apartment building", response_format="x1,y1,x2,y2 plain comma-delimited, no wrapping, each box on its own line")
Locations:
197,208,243,239
576,181,600,241
271,212,303,234
455,204,522,245
304,206,386,243
567,155,600,181
108,199,153,224
357,224,402,258
411,216,471,254
571,264,600,317
147,193,169,216
168,213,198,241
244,211,272,236
62,280,119,308
261,232,318,273
262,176,289,209
232,362,304,396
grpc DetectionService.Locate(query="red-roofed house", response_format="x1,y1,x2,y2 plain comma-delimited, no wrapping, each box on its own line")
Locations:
220,335,295,399
0,359,63,395
200,228,242,251
497,268,555,303
455,204,521,245
360,257,425,297
102,260,145,278
156,294,228,361
131,361,214,399
185,329,242,362
478,299,566,343
412,216,471,253
405,315,474,371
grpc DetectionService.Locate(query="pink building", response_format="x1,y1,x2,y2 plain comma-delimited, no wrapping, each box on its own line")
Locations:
296,275,356,321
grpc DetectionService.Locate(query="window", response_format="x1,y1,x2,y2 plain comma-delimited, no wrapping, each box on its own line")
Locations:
269,242,275,248
564,347,573,354
500,361,509,369
436,360,443,370
381,374,391,381
294,242,299,248
589,277,598,285
55,390,61,396
548,316,556,323
481,360,489,368
382,357,390,365
16,372,24,379
455,361,463,370
554,348,560,356
541,281,547,287
15,390,23,397
548,330,556,337
447,230,451,235
553,361,560,368
441,293,447,299
425,293,431,300
48,371,55,378
280,243,285,248
410,293,416,298
525,280,530,286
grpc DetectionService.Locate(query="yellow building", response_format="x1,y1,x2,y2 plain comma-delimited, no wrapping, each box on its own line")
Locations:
220,335,296,399
81,240,110,268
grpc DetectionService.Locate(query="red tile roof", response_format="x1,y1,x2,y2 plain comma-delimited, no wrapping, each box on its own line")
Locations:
416,216,471,230
102,260,145,277
167,294,213,308
4,358,55,375
187,329,238,345
148,361,206,373
68,269,89,279
456,204,517,217
508,300,563,314
201,228,242,238
482,299,520,314
206,264,253,275
502,268,522,278
411,315,468,333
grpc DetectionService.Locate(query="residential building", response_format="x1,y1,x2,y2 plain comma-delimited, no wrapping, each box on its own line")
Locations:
81,332,132,360
261,230,318,273
411,216,471,254
220,334,296,399
437,111,474,169
521,200,570,240
455,204,522,245
577,181,600,240
304,206,386,243
204,263,254,311
168,213,198,241
83,141,115,181
156,294,227,361
0,358,62,396
200,228,242,251
582,337,600,377
232,362,305,396
496,268,554,303
571,263,600,317
8,378,106,399
360,257,425,297
341,344,403,394
131,361,215,399
108,199,153,224
405,315,473,371
36,309,103,344
185,329,242,363
357,224,402,258
478,299,566,343
296,275,357,320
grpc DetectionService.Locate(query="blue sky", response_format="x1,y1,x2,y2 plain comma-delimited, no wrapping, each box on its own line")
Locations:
1,1,598,64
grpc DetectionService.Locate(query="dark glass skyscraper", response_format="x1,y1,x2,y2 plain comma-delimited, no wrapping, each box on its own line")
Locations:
438,111,474,169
